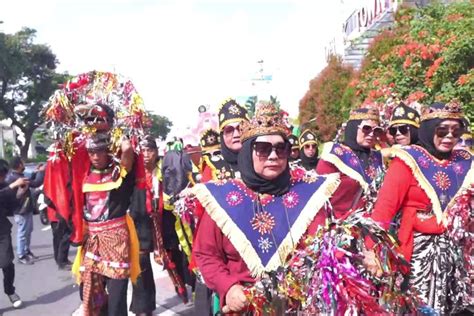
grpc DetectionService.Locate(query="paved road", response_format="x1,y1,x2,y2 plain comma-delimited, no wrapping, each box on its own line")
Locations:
0,216,194,316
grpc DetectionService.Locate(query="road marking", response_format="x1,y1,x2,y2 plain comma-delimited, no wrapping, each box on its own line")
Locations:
41,226,51,231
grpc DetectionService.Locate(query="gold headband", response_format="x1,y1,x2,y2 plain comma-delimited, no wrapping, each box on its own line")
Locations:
348,109,380,122
420,101,465,122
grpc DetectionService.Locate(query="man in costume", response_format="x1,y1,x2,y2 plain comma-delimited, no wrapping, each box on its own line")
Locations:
366,102,473,314
128,135,157,316
0,159,30,309
192,102,340,314
298,128,319,171
43,71,147,316
316,108,384,220
76,131,139,316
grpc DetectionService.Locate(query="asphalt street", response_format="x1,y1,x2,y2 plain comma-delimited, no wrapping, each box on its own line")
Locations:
0,216,194,316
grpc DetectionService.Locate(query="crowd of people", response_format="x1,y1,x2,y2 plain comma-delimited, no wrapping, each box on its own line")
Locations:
0,69,472,316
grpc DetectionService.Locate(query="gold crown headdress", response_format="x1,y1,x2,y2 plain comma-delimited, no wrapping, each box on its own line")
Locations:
348,108,380,122
420,100,465,122
240,102,290,142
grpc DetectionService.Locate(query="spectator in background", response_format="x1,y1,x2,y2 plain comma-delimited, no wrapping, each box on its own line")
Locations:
0,159,30,308
6,157,45,265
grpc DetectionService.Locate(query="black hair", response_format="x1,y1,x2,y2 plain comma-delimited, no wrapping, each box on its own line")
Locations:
10,156,23,170
0,159,9,177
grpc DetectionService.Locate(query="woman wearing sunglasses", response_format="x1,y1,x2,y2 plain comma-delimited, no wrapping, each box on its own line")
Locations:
316,108,384,219
288,134,301,162
199,99,249,183
365,102,473,315
387,102,420,146
298,128,319,171
191,103,340,314
194,100,249,315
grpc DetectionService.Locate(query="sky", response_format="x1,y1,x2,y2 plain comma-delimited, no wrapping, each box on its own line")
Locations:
1,0,348,133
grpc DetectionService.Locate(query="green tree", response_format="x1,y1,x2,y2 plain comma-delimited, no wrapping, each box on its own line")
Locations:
0,28,68,159
245,96,258,117
147,112,173,139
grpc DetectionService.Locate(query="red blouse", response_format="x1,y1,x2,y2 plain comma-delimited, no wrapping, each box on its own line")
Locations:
370,157,445,261
316,159,365,220
193,204,325,307
193,211,254,306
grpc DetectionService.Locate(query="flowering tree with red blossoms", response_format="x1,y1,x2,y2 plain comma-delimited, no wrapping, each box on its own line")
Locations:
355,2,473,129
298,55,356,141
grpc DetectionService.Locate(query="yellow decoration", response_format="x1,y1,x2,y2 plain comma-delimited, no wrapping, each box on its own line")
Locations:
110,128,123,155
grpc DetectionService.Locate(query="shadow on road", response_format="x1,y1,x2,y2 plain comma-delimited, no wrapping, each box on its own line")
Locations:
23,283,77,307
29,244,55,250
31,254,54,262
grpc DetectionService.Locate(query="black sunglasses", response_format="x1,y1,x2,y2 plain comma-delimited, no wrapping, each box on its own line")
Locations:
388,125,410,136
223,125,240,135
435,126,463,138
359,125,384,137
253,141,291,159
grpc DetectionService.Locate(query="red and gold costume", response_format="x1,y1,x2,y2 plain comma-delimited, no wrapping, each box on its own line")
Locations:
43,71,148,316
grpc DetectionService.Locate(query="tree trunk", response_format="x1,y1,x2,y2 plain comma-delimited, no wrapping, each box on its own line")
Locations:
20,129,33,160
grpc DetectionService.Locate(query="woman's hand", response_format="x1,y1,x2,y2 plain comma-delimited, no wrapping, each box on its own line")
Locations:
362,249,383,278
9,177,30,189
222,284,247,313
